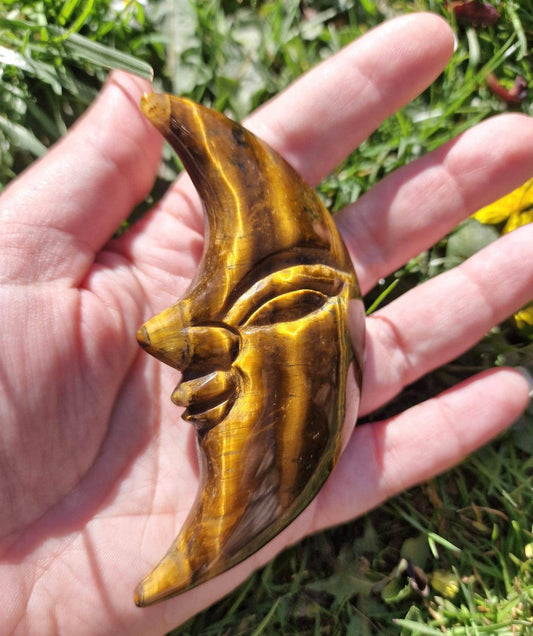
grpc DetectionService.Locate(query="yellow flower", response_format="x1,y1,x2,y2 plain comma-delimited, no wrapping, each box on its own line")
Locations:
430,570,460,598
473,178,533,234
473,179,533,332
514,303,533,329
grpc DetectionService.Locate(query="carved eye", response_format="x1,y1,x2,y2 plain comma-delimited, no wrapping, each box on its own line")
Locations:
224,263,350,327
244,289,329,327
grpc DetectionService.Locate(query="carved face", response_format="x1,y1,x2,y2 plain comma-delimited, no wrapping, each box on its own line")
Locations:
134,94,364,606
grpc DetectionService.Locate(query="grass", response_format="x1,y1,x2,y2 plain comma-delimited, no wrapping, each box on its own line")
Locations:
1,0,533,633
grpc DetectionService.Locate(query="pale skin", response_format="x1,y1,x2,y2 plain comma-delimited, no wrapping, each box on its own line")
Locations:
1,13,532,635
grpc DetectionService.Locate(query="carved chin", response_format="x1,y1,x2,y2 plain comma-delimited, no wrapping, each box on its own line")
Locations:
134,93,364,606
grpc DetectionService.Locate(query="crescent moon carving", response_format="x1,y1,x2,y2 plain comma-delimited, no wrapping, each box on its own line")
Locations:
134,93,365,607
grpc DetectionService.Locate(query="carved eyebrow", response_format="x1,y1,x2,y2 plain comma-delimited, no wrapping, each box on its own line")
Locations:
223,263,352,326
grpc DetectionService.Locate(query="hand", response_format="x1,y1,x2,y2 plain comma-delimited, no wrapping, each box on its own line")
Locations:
1,13,532,635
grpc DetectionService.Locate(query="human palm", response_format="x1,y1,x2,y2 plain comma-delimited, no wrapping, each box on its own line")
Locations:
1,14,532,636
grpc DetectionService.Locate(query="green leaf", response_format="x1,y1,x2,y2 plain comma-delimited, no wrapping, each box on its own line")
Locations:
0,116,47,157
67,0,97,36
399,605,425,636
0,45,62,94
393,619,446,635
306,544,378,607
59,0,81,24
62,32,153,80
400,535,430,569
382,577,412,604
0,45,33,72
512,407,533,453
446,218,500,268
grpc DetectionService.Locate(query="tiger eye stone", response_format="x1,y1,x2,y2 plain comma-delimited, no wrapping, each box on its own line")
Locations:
134,93,365,607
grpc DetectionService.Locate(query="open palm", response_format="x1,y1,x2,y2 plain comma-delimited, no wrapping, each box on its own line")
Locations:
1,14,532,636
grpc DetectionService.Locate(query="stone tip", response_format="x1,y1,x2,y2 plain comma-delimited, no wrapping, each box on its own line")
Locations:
133,583,144,607
140,92,171,136
133,550,193,607
136,325,150,349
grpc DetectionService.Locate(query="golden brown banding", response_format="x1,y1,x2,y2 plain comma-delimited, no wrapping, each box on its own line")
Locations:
134,92,364,607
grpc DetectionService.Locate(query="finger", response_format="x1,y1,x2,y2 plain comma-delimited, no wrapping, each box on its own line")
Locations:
122,13,455,278
361,222,533,415
337,113,533,294
245,12,455,186
313,367,531,532
0,72,162,284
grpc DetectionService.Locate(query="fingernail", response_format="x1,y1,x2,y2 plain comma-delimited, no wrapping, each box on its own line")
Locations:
516,366,533,399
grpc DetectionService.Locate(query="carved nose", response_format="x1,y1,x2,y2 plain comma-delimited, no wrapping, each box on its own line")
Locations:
138,302,239,373
136,306,189,370
136,325,150,348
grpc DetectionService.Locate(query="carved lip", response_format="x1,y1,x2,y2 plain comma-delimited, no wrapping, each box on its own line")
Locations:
171,370,236,424
183,395,233,425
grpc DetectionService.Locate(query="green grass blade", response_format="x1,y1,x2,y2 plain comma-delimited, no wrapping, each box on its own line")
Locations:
0,117,47,157
249,598,280,636
393,619,444,635
506,1,528,59
366,279,399,315
61,32,153,80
